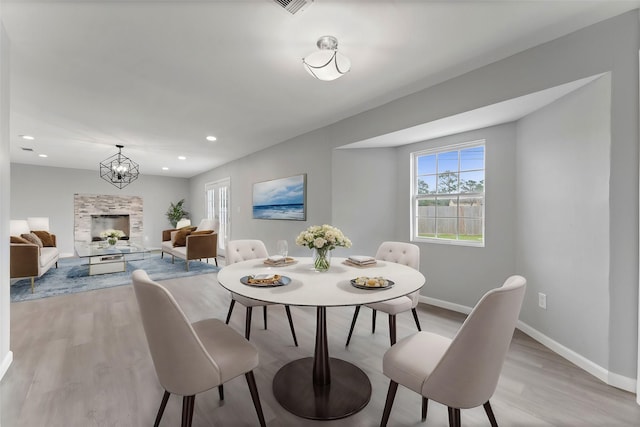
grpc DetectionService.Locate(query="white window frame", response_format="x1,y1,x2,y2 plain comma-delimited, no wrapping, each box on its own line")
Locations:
411,140,485,247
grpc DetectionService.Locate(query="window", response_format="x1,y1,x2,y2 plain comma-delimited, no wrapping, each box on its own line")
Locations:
412,141,485,246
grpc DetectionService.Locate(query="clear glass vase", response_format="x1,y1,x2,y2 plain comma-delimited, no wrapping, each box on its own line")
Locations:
313,247,331,272
107,237,118,247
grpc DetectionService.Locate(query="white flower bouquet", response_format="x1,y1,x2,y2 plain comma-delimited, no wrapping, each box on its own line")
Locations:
100,229,126,239
296,225,351,271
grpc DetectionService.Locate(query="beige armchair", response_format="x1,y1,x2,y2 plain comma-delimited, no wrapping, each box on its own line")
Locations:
161,219,219,270
132,270,266,427
380,275,527,427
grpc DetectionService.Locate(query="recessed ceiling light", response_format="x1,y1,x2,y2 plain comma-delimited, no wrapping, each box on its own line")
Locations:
162,167,169,171
38,154,48,158
206,136,217,142
20,135,35,140
178,156,186,160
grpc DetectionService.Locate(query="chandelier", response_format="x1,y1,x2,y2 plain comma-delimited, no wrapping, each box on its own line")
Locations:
99,145,140,189
302,35,351,81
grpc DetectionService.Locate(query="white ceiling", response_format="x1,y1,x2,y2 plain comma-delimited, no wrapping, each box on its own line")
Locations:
4,1,640,178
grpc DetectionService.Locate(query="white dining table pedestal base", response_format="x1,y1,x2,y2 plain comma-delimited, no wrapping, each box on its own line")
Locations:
272,307,371,420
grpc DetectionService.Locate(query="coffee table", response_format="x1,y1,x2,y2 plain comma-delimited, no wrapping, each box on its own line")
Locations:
75,241,150,275
217,257,425,420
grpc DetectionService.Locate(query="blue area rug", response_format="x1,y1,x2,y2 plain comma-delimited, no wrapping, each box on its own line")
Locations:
10,253,220,302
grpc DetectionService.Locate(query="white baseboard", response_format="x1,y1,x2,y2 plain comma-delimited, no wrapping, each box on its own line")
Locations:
419,296,637,394
0,350,13,381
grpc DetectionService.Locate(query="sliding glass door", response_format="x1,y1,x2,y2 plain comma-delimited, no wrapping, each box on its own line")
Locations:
205,178,230,257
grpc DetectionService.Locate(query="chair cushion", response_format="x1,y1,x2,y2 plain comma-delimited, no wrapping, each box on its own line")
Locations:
383,331,451,394
21,233,43,248
39,247,59,268
191,318,259,384
366,295,412,315
10,235,30,244
32,230,55,247
173,226,197,247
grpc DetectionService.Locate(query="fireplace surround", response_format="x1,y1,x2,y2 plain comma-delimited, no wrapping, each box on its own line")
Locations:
74,194,143,243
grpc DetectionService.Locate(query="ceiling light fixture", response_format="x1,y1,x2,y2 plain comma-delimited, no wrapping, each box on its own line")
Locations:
20,135,35,140
302,35,350,81
206,135,217,142
38,154,48,158
178,156,186,160
99,144,140,189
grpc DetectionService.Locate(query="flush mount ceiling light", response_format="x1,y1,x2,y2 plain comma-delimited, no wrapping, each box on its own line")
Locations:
302,35,350,81
99,144,140,189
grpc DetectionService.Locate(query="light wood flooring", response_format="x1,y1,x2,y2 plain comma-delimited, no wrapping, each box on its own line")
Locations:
2,271,640,426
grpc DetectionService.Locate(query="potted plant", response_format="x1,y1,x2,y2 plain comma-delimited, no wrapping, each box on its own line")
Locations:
166,199,189,228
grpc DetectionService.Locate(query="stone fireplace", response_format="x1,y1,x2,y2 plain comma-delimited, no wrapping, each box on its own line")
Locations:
74,194,143,243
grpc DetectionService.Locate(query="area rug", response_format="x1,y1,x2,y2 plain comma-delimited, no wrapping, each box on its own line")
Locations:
10,253,220,302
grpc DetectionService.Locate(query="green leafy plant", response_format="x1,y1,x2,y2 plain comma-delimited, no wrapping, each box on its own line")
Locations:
166,199,189,228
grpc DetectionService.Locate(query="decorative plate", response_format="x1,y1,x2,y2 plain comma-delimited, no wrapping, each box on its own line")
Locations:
240,274,291,287
350,277,394,290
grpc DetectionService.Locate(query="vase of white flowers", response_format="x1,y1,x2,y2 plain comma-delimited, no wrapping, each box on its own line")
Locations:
296,224,351,272
100,229,125,247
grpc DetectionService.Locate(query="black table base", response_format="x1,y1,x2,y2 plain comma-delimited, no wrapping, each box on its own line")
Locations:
272,307,372,420
272,357,371,420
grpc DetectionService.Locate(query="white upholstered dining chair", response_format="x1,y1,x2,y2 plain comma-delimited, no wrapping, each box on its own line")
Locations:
379,275,526,427
132,269,266,427
224,239,298,346
346,241,422,346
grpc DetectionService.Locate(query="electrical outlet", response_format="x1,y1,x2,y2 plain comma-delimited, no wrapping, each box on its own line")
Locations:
538,292,547,309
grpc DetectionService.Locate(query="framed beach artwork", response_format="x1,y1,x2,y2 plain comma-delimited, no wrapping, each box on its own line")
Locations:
252,174,306,220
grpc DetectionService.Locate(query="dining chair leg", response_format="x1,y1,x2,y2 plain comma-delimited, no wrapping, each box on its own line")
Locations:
451,407,461,427
181,395,195,427
153,390,170,427
186,260,190,271
245,307,253,340
218,385,224,401
412,307,422,331
372,308,377,333
225,300,236,324
263,306,268,330
388,314,397,346
345,306,361,346
213,257,218,266
483,401,499,427
421,397,429,421
284,305,299,346
245,371,267,427
448,407,461,427
380,380,398,427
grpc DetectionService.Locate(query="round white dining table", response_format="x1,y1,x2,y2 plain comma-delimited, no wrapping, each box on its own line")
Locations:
217,256,426,421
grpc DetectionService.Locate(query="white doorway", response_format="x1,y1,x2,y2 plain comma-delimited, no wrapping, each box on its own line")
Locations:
205,178,230,257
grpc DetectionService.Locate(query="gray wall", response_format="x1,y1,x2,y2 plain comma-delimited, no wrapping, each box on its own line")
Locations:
189,130,336,257
517,75,612,369
395,123,517,307
332,147,398,255
10,164,190,255
189,11,639,382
